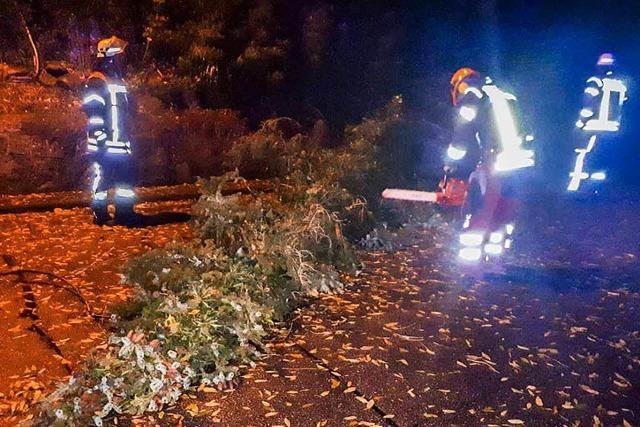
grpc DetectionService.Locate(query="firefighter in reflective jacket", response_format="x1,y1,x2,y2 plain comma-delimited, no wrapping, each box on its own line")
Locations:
568,53,628,192
446,68,535,263
82,36,136,224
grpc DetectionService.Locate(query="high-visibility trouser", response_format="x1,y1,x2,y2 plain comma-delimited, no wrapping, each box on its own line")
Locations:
458,166,518,261
567,132,612,192
90,155,136,205
568,134,598,192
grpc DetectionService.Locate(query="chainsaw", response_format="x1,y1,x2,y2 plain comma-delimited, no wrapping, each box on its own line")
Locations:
382,172,467,207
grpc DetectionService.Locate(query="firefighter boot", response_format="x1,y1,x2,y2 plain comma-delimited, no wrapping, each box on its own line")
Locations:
114,187,137,226
91,200,110,225
114,202,137,226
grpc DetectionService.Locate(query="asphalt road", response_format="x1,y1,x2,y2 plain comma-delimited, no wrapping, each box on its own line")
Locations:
0,200,193,426
1,191,639,427
173,193,640,427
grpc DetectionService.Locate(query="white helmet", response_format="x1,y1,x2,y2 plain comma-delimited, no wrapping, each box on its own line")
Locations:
597,53,615,67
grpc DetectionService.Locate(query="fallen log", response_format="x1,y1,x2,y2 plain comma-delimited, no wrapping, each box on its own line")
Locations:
0,181,273,214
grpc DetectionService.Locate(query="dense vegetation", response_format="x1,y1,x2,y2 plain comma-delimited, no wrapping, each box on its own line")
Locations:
4,1,640,182
1,0,409,126
1,1,448,194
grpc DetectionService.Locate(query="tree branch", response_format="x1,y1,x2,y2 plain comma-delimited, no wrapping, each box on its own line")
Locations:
0,269,109,320
15,5,40,76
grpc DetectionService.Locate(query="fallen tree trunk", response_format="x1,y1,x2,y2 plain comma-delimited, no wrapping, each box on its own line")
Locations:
0,181,274,214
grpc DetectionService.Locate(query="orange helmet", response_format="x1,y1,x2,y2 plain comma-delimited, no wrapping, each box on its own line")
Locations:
450,67,480,106
97,36,128,58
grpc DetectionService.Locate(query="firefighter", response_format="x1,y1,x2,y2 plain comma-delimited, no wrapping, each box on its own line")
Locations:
82,36,136,225
568,53,628,192
446,67,535,263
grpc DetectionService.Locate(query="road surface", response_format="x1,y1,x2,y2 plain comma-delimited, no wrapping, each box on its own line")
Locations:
0,200,193,425
172,194,640,427
1,192,639,427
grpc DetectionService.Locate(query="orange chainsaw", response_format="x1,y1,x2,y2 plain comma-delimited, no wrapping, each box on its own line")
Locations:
382,173,467,207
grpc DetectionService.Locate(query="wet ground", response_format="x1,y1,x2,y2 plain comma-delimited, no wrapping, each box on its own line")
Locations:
171,194,640,427
0,200,193,426
1,192,639,427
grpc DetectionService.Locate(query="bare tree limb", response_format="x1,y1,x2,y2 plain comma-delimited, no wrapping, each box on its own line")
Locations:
14,4,40,76
0,269,110,321
2,254,38,319
1,256,74,373
29,322,74,374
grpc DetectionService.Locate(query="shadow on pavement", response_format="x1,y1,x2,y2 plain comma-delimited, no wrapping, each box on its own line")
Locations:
127,212,192,228
484,264,608,292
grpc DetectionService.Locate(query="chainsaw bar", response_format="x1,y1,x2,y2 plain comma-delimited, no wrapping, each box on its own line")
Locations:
382,189,440,203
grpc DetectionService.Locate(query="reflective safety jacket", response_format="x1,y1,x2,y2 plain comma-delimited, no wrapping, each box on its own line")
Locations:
82,71,131,156
575,71,627,133
446,76,534,173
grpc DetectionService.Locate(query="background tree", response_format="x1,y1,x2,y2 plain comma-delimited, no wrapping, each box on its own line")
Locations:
0,0,412,126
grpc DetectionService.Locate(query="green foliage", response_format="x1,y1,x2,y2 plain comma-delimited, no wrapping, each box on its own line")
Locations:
223,118,307,179
309,95,425,230
142,0,289,110
37,172,356,426
224,95,427,237
193,172,355,300
124,245,273,378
